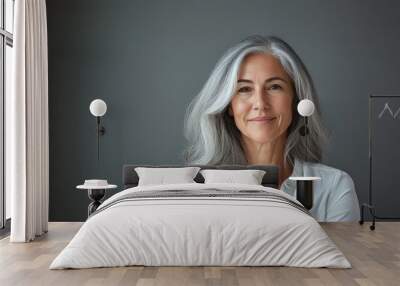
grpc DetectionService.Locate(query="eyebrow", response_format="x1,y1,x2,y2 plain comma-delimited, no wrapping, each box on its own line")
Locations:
237,77,288,84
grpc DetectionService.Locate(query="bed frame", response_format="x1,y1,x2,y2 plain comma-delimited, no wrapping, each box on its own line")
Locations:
122,164,279,189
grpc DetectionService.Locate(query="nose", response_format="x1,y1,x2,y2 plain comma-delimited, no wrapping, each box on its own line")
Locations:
252,87,270,110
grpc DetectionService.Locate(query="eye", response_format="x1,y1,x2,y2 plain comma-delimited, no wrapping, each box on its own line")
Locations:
238,86,252,93
268,84,282,90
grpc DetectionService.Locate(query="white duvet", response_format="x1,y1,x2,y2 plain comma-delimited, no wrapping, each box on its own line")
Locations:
50,183,351,269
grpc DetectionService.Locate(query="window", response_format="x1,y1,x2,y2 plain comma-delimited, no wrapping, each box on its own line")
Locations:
0,0,14,230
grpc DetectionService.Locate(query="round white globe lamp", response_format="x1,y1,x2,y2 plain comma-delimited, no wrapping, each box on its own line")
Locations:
297,99,315,117
90,99,107,117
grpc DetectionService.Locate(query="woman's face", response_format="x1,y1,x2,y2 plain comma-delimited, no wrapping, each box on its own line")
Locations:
229,53,295,144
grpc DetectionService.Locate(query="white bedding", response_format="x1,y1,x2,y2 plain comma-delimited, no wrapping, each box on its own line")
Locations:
50,183,351,269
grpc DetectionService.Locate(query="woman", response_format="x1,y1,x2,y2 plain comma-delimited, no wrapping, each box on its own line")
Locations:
183,35,360,222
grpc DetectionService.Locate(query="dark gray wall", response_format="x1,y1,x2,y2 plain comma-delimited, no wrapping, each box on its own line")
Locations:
370,97,400,218
47,0,400,221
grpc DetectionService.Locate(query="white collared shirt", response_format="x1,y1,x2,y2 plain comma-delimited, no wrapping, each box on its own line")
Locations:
280,157,360,222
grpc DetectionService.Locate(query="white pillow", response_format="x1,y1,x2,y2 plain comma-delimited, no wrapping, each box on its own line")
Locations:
200,169,266,185
135,167,201,186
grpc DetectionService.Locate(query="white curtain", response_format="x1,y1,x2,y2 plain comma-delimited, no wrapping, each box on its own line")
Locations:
8,0,49,242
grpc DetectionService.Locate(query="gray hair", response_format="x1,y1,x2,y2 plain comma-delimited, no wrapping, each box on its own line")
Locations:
183,35,330,167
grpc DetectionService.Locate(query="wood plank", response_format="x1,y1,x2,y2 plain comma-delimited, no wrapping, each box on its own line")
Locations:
0,222,399,285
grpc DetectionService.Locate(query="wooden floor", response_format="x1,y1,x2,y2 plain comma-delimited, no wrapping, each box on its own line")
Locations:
0,222,399,286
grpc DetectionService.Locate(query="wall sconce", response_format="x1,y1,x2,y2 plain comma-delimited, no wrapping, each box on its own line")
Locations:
290,99,320,210
297,99,315,161
89,99,107,160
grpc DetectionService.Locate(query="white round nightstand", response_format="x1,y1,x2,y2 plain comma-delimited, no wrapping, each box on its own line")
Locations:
289,176,321,181
76,180,117,217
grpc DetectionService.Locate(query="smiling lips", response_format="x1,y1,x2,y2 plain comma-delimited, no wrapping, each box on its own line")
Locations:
248,116,276,122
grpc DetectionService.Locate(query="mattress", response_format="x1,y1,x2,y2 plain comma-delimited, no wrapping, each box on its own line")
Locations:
50,183,350,269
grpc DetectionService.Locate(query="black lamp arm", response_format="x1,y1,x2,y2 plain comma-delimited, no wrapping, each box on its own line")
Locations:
96,116,106,161
96,116,106,135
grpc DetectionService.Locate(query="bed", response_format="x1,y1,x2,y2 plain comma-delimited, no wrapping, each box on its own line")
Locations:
49,164,350,269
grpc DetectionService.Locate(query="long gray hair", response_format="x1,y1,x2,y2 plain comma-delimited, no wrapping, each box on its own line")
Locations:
183,35,330,167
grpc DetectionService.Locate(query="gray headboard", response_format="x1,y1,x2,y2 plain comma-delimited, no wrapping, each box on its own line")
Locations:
122,164,279,189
